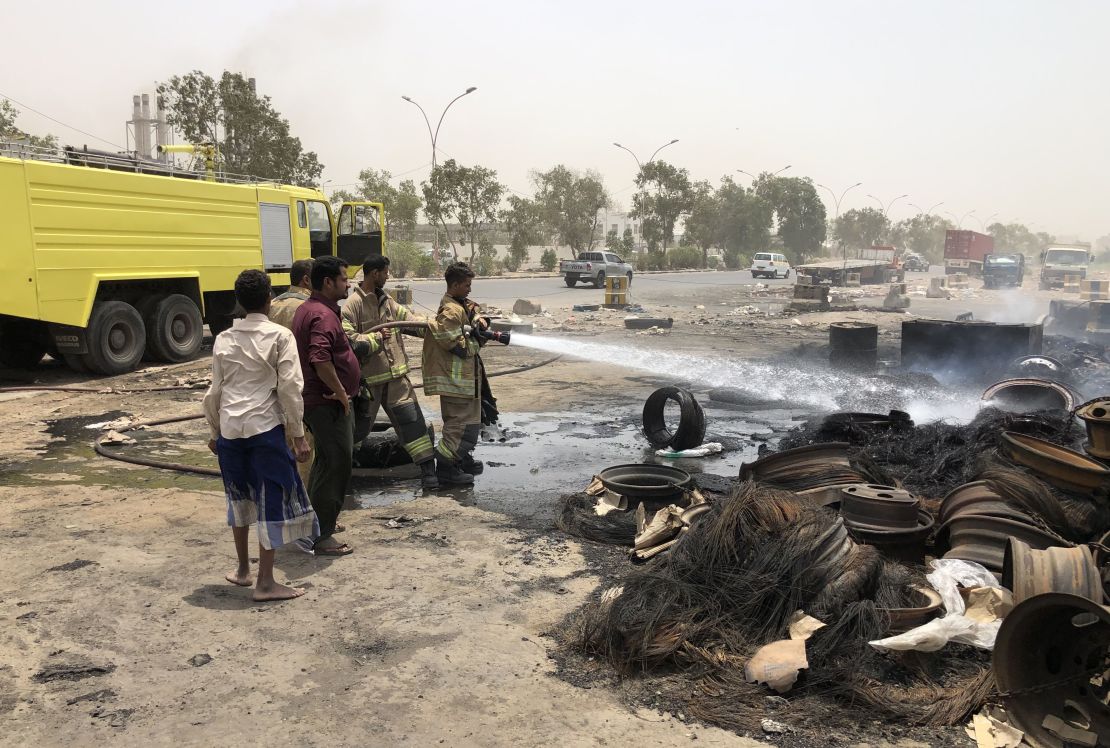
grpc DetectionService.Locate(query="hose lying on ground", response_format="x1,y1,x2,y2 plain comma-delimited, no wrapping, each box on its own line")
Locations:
89,355,563,478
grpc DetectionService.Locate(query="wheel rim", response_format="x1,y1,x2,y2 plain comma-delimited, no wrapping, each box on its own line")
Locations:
171,315,189,344
108,323,133,359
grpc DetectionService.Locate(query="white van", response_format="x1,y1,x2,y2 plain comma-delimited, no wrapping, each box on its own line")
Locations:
750,252,791,279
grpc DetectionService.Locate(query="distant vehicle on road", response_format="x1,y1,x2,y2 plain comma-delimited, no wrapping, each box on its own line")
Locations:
559,251,633,288
901,253,929,272
1039,243,1092,290
982,253,1025,289
944,230,994,276
750,252,791,279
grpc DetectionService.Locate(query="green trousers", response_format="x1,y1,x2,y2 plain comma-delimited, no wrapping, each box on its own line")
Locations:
303,403,354,542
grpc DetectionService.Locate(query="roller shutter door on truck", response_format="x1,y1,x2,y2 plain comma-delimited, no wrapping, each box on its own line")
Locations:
259,202,294,271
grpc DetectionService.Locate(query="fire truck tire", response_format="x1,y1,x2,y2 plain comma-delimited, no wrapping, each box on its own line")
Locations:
146,294,203,363
85,301,146,375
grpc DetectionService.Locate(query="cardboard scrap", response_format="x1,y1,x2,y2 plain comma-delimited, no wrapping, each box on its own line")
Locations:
964,710,1023,748
745,639,808,694
788,611,827,641
963,587,1014,624
99,430,136,446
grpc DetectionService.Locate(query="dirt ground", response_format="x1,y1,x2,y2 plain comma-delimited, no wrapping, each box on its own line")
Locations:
0,275,1034,747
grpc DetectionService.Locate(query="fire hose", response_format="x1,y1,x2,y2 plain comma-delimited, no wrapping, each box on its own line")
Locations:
90,353,560,477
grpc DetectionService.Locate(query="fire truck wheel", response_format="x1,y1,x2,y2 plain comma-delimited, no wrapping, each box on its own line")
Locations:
85,301,146,376
146,294,203,363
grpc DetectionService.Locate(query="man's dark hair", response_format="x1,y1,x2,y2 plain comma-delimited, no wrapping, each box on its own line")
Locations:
290,259,314,287
311,255,348,291
445,261,476,286
234,269,272,313
363,254,390,275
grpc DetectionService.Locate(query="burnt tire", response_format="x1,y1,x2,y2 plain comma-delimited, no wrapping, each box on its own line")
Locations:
146,294,203,363
85,300,146,376
642,386,706,451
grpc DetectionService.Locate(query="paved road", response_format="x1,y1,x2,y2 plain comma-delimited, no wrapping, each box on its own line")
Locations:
402,270,792,312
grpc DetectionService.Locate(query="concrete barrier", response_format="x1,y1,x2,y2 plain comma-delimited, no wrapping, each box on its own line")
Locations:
1081,279,1110,301
386,285,413,305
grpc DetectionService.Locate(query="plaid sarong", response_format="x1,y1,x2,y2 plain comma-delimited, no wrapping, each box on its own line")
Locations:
216,425,319,550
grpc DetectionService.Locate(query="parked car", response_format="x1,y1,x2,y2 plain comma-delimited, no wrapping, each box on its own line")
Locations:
559,251,634,288
750,252,791,279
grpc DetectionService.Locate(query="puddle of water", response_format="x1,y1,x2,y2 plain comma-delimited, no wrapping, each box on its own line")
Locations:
348,405,810,522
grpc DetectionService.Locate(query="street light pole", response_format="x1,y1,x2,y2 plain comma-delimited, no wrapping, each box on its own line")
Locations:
945,210,976,229
971,212,999,232
817,182,863,273
736,165,791,182
865,193,910,219
909,201,944,215
613,139,680,253
401,86,478,253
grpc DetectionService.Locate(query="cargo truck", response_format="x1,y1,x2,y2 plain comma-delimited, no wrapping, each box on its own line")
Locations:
1039,243,1091,290
944,230,994,276
0,144,385,374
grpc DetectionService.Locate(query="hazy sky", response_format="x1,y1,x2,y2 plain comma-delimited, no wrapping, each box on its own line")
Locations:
3,0,1106,239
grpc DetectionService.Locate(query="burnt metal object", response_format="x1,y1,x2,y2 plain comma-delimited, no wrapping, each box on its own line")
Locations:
829,321,878,371
881,586,945,634
598,464,692,502
1002,537,1103,605
1001,431,1110,496
981,378,1078,413
821,410,914,431
901,318,1043,380
840,484,920,531
993,593,1110,747
844,510,934,565
1045,298,1090,337
739,442,851,482
1075,399,1110,461
1009,354,1068,383
642,387,706,451
939,514,1072,575
938,481,1037,526
807,515,856,578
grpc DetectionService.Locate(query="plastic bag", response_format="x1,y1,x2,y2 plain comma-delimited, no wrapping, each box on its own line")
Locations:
870,558,1003,652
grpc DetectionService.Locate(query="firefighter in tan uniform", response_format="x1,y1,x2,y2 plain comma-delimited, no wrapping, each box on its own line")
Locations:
268,258,314,484
421,262,507,485
342,254,439,490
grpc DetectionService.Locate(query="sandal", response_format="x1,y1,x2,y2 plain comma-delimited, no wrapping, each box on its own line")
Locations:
314,539,353,556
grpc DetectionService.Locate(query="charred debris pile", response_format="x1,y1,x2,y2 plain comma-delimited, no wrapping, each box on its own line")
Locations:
555,370,1110,744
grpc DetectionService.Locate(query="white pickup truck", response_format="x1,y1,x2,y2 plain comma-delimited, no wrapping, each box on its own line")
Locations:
560,251,634,288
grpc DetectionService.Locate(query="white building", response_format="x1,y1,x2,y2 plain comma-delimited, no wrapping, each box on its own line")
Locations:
597,209,641,244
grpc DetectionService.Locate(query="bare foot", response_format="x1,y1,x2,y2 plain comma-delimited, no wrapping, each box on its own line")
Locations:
225,570,253,587
253,581,305,602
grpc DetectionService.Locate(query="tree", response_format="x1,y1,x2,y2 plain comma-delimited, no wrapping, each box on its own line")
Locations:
986,221,1056,257
834,207,891,250
682,181,720,268
0,100,58,149
539,248,558,271
753,175,827,263
336,168,423,241
716,178,774,261
157,70,323,187
531,165,611,257
890,214,953,263
500,195,546,271
631,160,694,252
421,159,504,261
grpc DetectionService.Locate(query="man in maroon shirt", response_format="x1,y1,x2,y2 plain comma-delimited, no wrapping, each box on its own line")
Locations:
292,255,372,556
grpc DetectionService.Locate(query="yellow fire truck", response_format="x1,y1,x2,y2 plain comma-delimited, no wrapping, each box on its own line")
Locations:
0,144,384,374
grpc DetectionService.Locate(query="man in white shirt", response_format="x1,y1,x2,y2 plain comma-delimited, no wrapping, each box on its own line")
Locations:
203,269,318,602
